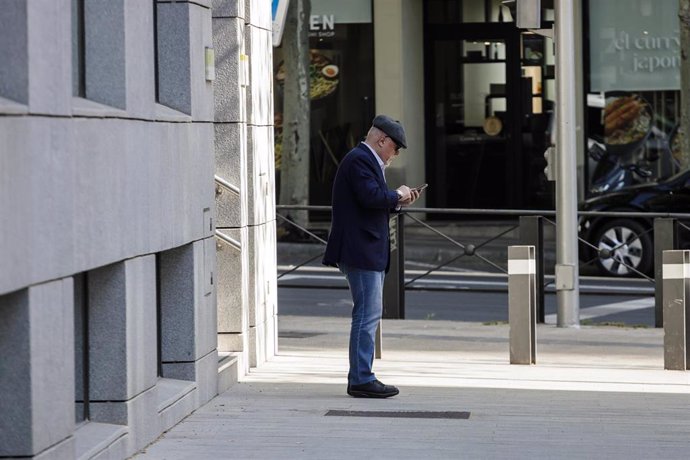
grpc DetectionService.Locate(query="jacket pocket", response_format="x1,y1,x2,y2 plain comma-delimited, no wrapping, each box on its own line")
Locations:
363,227,381,240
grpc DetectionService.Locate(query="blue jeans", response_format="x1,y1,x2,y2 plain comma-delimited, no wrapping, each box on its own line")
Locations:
339,263,385,386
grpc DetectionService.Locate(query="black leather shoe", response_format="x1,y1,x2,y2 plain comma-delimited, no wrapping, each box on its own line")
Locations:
347,379,399,398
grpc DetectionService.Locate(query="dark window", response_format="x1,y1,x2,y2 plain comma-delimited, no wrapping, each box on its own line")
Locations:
72,0,86,97
74,272,89,424
153,0,160,103
0,0,29,103
156,253,163,377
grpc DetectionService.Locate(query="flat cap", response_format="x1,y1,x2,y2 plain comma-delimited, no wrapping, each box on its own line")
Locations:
372,114,407,149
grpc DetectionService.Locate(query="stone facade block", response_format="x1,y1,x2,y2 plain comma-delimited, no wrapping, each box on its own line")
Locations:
157,2,192,114
1,116,215,298
85,0,126,109
0,279,75,457
160,244,196,363
200,237,219,352
246,225,263,328
247,222,277,331
27,0,71,115
245,24,273,126
213,15,244,122
71,120,214,272
89,257,157,402
0,0,28,104
125,0,156,120
190,2,215,122
156,381,197,435
245,0,272,30
34,437,74,460
156,1,214,119
215,122,246,185
0,0,260,455
213,0,245,19
218,332,246,353
216,186,244,228
159,238,217,365
0,117,76,296
246,124,275,226
162,349,219,406
192,0,213,7
216,227,248,335
89,385,158,454
215,122,248,228
247,321,269,368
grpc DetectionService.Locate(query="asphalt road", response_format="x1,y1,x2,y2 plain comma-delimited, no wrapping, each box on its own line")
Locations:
277,269,657,327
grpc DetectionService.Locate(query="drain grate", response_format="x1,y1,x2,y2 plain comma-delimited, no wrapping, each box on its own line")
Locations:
278,331,323,339
325,410,470,419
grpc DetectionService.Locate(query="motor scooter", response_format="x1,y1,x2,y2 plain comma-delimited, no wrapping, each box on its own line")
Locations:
587,136,653,195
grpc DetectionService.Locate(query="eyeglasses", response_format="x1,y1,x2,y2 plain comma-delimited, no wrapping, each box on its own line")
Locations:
383,136,401,152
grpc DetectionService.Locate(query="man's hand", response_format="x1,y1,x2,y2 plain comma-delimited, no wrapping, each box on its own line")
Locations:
395,185,420,206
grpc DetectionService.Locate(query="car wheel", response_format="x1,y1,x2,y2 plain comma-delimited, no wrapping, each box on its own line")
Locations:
592,219,652,277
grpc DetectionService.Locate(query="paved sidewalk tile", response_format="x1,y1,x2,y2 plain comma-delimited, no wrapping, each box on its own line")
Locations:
136,317,690,459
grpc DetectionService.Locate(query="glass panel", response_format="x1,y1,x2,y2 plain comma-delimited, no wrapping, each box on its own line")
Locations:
521,33,553,114
464,62,507,125
426,0,463,24
273,18,375,213
588,89,681,190
589,0,679,93
587,0,684,196
426,0,514,24
433,39,508,208
312,0,372,23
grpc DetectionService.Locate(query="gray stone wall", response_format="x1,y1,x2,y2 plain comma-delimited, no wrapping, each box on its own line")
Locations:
0,0,273,457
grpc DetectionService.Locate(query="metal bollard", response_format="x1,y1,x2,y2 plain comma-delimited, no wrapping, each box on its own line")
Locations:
663,250,690,370
508,245,537,364
375,321,382,359
383,213,405,319
519,216,545,323
655,218,679,328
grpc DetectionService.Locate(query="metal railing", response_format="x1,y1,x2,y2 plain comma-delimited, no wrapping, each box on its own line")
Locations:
214,175,242,250
275,204,690,326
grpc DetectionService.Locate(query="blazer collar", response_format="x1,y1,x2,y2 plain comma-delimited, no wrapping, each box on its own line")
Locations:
357,142,386,182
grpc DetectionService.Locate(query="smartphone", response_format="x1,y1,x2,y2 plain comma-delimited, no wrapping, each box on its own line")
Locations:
413,184,428,192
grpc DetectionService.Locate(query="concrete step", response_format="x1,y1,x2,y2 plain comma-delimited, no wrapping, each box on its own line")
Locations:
218,352,241,394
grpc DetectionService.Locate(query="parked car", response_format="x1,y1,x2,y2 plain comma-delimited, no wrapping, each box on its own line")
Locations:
578,168,690,277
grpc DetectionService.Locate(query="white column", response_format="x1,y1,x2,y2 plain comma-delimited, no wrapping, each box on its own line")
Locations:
373,0,426,199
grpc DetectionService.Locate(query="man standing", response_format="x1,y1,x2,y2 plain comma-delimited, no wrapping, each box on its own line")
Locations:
323,115,420,398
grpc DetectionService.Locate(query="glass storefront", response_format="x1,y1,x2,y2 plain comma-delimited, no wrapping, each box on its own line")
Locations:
586,0,683,195
273,0,374,210
273,0,686,213
424,1,555,210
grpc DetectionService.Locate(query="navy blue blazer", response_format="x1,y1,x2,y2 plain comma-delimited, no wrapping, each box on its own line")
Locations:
323,143,400,272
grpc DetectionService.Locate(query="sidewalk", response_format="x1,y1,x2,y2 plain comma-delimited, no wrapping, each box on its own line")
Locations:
135,316,690,459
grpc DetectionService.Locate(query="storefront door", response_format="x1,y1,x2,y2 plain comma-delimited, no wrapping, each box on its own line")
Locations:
424,12,554,210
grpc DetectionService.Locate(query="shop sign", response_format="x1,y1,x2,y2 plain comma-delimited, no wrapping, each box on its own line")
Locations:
590,0,680,92
311,0,372,24
309,14,335,38
272,0,290,47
